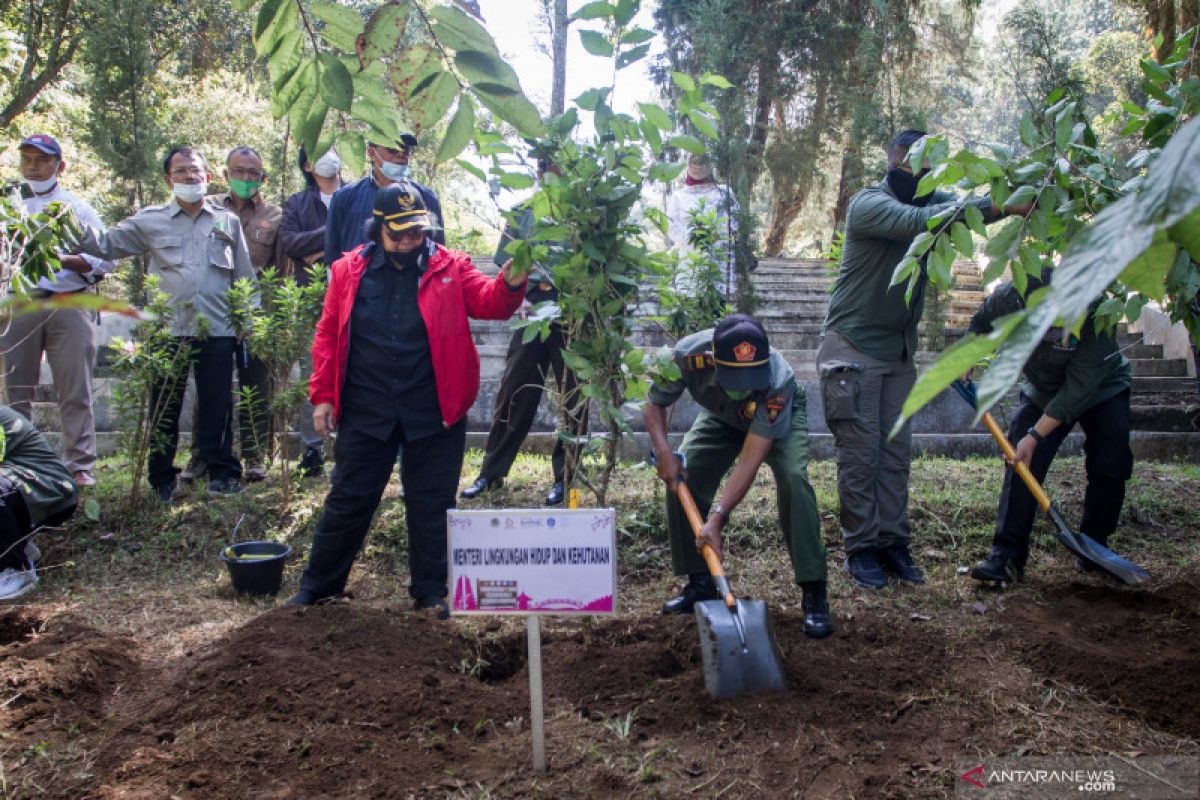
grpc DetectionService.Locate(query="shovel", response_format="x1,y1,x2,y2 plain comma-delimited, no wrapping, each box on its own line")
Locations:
659,451,786,700
951,379,1150,585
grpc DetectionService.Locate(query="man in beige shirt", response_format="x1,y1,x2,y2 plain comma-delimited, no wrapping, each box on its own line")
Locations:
75,146,256,501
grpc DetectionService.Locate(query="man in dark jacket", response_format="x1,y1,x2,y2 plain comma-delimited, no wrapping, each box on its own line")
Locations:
818,129,1032,590
968,273,1133,583
0,405,78,600
281,144,344,476
324,133,444,266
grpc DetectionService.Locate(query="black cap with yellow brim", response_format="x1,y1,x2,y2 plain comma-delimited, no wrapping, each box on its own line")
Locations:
373,182,430,233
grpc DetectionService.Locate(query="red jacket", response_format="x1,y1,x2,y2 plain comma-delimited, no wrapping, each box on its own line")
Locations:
310,242,526,426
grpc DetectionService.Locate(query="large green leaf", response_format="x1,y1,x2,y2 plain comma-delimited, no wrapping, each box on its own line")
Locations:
983,216,1025,260
253,0,287,43
687,109,718,139
950,221,974,258
648,162,685,183
616,43,651,70
267,30,304,91
299,98,330,159
454,49,521,93
406,71,459,132
579,30,613,57
353,70,395,110
474,85,544,137
232,0,257,11
1119,236,1176,298
1170,205,1200,262
637,102,671,130
311,0,363,52
429,4,497,53
667,134,705,155
318,52,354,112
271,57,316,120
255,0,296,57
572,1,613,20
1133,116,1200,228
435,97,474,164
352,96,400,143
338,131,366,177
389,45,443,100
360,1,412,62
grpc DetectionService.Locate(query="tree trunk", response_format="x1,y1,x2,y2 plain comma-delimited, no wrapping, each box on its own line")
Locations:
550,0,568,116
0,0,80,129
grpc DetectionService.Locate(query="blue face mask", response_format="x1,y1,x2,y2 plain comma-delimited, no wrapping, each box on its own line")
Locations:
379,161,411,182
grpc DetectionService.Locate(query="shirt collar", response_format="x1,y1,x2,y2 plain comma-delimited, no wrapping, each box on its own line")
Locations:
167,197,214,218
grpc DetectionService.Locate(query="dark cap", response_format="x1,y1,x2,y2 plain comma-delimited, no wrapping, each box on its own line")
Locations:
370,132,419,150
19,134,62,158
373,182,430,234
712,314,771,391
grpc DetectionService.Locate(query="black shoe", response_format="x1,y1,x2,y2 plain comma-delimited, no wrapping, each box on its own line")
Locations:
285,589,320,606
297,446,325,478
153,480,178,504
970,548,1024,584
414,595,450,620
460,476,502,499
661,573,719,615
800,581,834,639
207,477,243,497
845,550,889,589
545,482,565,507
876,541,926,584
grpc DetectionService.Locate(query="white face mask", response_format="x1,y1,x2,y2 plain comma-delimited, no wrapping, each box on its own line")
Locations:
23,176,58,195
313,151,341,177
379,161,411,182
173,181,208,204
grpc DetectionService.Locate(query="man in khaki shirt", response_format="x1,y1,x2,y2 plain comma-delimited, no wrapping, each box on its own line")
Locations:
193,146,288,484
76,146,256,501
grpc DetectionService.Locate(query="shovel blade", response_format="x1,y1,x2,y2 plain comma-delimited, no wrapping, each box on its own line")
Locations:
694,599,786,700
1047,507,1151,585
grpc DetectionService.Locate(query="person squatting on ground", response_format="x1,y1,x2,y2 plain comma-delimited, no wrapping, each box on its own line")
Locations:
74,146,257,502
644,314,833,639
1,134,116,489
280,144,345,478
0,405,78,601
461,158,581,508
181,146,290,486
288,183,526,614
967,271,1134,584
818,129,1034,590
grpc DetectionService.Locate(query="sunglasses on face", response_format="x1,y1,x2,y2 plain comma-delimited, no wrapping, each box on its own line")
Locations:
384,226,425,242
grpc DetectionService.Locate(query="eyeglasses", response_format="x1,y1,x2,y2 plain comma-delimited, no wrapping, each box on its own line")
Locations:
169,167,206,179
229,167,264,180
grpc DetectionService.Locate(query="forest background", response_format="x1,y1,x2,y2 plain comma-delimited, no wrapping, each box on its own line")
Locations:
1,0,1188,294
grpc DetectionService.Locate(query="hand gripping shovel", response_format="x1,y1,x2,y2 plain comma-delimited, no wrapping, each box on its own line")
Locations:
669,462,787,700
951,379,1150,585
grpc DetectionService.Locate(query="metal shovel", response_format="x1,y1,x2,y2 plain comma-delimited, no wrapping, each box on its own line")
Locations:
951,379,1150,585
672,474,787,700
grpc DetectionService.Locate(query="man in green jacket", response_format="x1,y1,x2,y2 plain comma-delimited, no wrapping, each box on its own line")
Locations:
819,129,1032,589
967,273,1133,583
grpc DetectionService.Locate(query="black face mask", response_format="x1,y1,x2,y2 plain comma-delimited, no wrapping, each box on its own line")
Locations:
886,167,932,206
387,246,422,270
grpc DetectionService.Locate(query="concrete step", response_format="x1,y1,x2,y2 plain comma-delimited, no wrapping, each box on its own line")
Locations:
1132,376,1198,393
1125,342,1164,360
1130,358,1190,378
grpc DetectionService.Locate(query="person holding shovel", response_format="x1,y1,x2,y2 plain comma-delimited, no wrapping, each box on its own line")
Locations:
287,183,526,614
967,271,1132,583
644,314,832,639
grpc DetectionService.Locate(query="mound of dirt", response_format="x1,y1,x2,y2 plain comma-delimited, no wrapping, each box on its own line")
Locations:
65,603,1007,799
0,608,138,735
1002,581,1200,739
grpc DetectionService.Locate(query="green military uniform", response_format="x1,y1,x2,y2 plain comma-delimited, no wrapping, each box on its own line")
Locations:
649,330,826,583
818,180,1001,556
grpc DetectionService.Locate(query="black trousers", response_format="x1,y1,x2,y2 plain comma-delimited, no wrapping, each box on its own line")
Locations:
0,476,32,571
149,336,241,487
993,389,1133,567
479,324,581,484
299,416,467,600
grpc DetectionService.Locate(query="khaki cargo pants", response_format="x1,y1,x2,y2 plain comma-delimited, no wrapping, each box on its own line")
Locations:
816,329,915,555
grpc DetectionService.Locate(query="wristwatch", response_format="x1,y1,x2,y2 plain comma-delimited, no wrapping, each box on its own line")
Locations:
1026,427,1045,445
709,503,729,523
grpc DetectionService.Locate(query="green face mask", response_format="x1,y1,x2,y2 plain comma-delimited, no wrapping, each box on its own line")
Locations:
229,178,261,199
725,388,751,401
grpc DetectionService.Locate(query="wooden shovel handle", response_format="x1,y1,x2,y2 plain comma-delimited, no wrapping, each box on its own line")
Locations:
675,480,727,581
980,411,1052,514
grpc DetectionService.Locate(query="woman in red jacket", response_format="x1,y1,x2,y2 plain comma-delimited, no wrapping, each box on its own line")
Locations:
288,183,526,613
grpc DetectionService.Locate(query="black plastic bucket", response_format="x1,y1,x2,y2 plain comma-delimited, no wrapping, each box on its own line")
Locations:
220,541,292,596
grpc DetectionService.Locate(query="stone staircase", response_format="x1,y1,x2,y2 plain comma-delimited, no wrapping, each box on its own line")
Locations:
20,257,1200,462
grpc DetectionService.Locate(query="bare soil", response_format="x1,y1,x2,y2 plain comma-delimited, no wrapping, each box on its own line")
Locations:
4,578,1199,799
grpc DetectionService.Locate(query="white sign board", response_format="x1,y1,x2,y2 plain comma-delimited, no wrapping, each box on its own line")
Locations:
447,508,617,615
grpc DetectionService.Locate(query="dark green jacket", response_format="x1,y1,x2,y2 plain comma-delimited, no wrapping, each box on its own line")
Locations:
968,279,1131,423
824,180,999,362
0,405,77,525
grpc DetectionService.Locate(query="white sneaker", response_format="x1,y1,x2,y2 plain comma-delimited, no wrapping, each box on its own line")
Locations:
0,566,38,600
